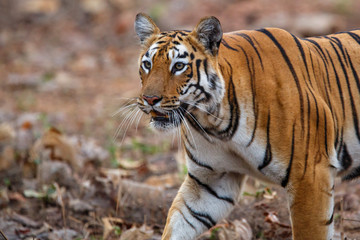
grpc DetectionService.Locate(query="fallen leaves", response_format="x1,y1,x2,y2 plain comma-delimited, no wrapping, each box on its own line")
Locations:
200,219,252,240
0,123,15,171
119,225,154,240
19,0,60,14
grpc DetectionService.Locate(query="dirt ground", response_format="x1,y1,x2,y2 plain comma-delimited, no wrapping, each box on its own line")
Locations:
1,0,360,239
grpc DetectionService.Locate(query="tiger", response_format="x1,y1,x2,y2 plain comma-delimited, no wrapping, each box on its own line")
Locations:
134,12,360,240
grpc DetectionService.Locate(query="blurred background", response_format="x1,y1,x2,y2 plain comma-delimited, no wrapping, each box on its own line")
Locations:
1,0,360,239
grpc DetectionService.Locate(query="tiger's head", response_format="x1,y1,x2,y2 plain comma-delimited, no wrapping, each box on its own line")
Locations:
135,13,225,132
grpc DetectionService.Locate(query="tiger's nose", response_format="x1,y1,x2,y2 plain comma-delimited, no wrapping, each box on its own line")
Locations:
142,95,162,106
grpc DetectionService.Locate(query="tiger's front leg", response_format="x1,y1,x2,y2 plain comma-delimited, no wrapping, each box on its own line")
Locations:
162,170,246,240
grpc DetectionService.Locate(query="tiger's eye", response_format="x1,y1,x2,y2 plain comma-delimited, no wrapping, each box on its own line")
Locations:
143,61,151,69
174,62,185,71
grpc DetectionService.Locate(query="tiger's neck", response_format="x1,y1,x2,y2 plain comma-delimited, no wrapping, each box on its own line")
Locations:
183,64,240,142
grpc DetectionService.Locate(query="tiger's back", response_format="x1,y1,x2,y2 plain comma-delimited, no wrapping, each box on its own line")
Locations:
134,13,360,239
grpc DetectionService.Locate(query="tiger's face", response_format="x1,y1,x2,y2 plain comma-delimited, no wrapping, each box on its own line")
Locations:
135,13,225,131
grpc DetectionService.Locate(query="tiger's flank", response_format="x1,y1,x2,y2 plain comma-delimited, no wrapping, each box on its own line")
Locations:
134,13,360,240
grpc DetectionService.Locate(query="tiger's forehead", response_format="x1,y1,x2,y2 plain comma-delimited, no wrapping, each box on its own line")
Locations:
143,30,192,60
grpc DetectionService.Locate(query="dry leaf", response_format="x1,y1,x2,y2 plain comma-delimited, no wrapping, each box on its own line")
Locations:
117,158,144,170
120,225,153,240
8,192,27,202
102,217,124,239
0,123,15,142
265,212,280,224
0,189,9,207
102,217,114,240
263,188,277,200
31,127,79,169
99,168,132,184
204,219,252,240
144,173,180,188
20,0,60,14
0,123,15,171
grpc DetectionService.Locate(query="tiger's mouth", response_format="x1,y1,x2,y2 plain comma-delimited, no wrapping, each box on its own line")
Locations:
148,104,189,131
150,110,170,122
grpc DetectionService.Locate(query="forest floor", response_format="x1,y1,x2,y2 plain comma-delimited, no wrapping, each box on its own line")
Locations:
1,0,360,239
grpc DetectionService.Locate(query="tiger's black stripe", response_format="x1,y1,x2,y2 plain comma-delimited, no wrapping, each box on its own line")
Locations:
345,49,360,93
325,49,346,119
325,211,334,225
281,123,296,187
323,109,329,156
213,59,240,139
185,202,216,229
302,92,311,179
221,39,238,51
258,111,272,170
340,144,352,170
344,49,360,141
329,42,360,142
343,165,360,181
346,31,360,45
292,34,312,88
330,36,349,67
182,129,195,149
303,38,328,63
236,44,258,147
185,147,214,171
187,59,240,141
188,172,235,204
247,57,259,147
235,33,264,70
257,29,305,130
178,210,196,230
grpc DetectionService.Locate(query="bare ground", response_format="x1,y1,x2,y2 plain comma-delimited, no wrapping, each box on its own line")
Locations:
1,0,360,239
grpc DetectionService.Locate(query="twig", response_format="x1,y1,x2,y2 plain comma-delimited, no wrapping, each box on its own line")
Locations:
0,230,8,240
340,197,344,240
116,180,123,216
343,218,360,223
69,215,82,224
54,183,67,231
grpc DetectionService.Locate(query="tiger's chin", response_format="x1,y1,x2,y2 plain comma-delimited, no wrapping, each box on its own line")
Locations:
149,110,182,132
150,120,180,132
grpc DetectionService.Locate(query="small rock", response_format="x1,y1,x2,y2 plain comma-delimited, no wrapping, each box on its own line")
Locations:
69,199,93,213
31,128,80,170
0,188,9,207
48,228,79,240
37,161,74,187
120,225,153,240
40,71,80,92
15,113,39,154
11,212,42,228
19,0,60,14
0,122,15,171
68,136,109,165
6,73,41,90
0,123,15,143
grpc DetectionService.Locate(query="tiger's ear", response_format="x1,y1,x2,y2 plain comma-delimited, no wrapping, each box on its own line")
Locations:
193,16,223,55
134,13,160,44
